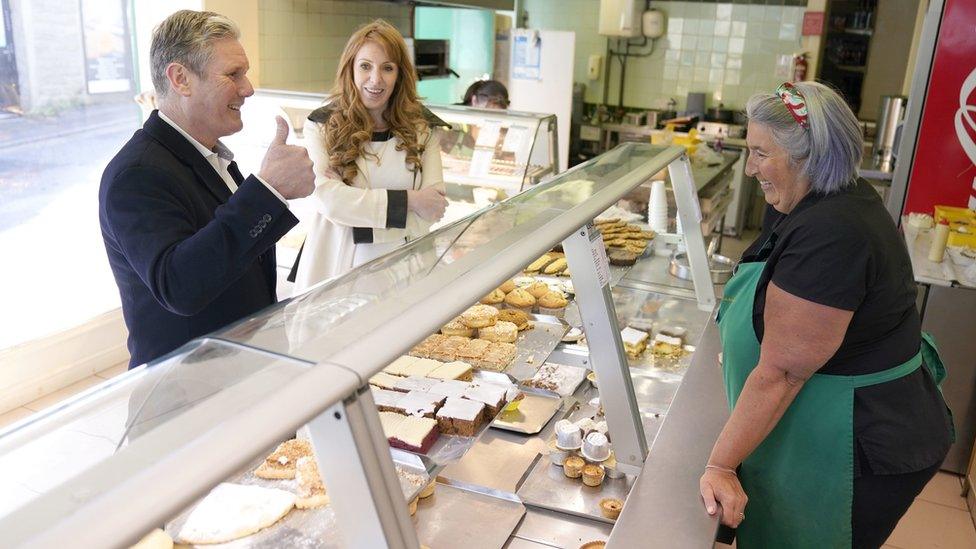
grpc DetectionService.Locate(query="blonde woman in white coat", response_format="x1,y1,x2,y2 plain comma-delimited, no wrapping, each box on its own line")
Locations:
291,20,448,292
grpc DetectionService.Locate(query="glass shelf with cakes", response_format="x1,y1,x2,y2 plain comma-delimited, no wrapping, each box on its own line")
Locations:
0,143,729,549
426,104,558,194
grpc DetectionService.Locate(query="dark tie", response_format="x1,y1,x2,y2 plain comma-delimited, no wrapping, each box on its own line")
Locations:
228,160,245,186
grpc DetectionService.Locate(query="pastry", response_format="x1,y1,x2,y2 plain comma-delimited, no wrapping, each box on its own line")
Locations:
369,371,403,390
410,333,448,358
608,250,638,266
440,316,475,337
479,341,517,372
393,375,440,393
599,498,623,519
462,383,508,416
408,497,419,516
384,355,420,376
504,287,536,312
639,230,656,239
402,357,443,377
582,464,606,487
537,290,569,317
579,541,607,549
479,288,506,305
620,326,649,357
436,396,486,436
497,308,531,330
525,254,555,273
392,391,445,418
498,279,517,293
455,338,492,362
525,281,551,299
418,481,437,499
379,411,440,454
428,360,474,381
255,438,312,480
547,438,569,466
430,335,473,362
371,387,404,412
427,379,473,399
513,275,537,287
176,483,295,545
295,456,329,509
563,456,585,478
460,304,499,328
477,320,518,343
543,257,568,275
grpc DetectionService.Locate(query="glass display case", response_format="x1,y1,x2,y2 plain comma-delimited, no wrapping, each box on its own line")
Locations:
0,143,727,549
426,104,558,194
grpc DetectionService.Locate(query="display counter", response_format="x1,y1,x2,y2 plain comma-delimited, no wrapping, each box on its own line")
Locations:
0,143,729,549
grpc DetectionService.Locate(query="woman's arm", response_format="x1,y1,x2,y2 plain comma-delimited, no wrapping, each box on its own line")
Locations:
303,118,394,228
700,281,854,526
407,129,447,224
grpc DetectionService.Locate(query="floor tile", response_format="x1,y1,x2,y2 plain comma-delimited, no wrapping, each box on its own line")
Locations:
885,499,976,549
95,360,128,380
0,407,34,429
23,375,105,413
918,472,967,510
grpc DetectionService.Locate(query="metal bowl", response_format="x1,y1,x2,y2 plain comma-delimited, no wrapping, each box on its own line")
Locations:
668,252,734,284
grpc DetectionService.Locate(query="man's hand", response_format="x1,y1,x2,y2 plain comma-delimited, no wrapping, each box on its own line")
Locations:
258,116,314,199
408,187,448,222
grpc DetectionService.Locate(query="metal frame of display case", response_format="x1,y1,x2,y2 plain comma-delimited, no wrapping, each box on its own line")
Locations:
0,144,719,548
427,104,559,193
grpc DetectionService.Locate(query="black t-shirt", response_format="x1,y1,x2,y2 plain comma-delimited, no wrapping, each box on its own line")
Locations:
741,179,951,475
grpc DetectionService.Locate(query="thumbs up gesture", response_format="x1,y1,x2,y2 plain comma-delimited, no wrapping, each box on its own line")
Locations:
258,116,314,199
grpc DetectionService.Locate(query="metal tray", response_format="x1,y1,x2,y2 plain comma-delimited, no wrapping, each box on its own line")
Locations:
504,314,569,381
516,453,636,525
490,389,563,434
165,451,429,548
520,363,588,397
414,480,525,549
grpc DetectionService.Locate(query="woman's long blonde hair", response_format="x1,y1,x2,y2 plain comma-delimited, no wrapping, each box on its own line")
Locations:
324,20,426,184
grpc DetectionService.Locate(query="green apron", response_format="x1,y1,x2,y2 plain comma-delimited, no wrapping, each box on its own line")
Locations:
716,247,949,548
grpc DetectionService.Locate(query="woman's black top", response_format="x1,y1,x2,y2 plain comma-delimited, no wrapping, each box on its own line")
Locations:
741,179,952,476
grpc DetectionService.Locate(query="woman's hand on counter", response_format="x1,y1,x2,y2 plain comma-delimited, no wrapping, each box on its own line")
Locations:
700,467,747,528
408,187,448,222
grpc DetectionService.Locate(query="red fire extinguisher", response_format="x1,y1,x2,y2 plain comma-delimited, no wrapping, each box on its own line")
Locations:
792,52,808,82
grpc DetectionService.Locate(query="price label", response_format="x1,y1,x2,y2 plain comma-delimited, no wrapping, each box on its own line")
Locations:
590,234,611,288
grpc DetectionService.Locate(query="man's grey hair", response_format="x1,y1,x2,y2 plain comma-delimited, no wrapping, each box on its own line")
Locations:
745,81,862,193
150,10,240,98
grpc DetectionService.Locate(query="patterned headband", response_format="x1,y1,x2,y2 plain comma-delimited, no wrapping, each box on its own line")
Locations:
776,82,809,129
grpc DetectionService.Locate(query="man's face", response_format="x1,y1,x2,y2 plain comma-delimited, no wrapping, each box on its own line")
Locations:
184,38,253,145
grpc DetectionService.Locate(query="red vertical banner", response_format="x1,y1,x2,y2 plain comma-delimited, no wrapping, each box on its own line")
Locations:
904,0,976,214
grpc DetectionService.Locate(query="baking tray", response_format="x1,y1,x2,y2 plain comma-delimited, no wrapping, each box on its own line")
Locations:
504,314,569,381
414,480,525,549
165,452,429,547
516,453,636,525
490,389,563,434
520,363,588,397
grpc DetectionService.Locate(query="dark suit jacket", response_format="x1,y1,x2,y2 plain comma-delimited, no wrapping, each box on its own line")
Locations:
99,110,298,368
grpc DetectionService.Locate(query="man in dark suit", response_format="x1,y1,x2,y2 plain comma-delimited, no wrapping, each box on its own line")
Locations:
99,10,314,368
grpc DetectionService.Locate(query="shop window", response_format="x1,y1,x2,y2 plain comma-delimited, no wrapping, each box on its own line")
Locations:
0,0,139,351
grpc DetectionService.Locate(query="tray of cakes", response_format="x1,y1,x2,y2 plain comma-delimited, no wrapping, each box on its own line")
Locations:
515,418,635,525
369,359,523,466
407,303,568,383
520,362,589,398
164,437,434,547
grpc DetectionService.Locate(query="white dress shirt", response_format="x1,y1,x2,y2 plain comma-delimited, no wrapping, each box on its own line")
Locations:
158,111,287,204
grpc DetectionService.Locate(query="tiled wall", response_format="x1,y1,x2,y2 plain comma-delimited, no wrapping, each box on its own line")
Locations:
522,0,807,110
257,0,412,93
